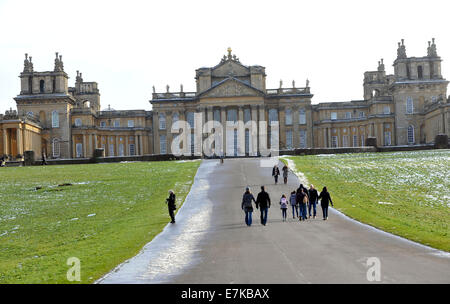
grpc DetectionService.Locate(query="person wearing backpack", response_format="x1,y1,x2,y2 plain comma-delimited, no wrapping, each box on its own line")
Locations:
297,188,308,221
166,190,176,224
242,187,256,226
318,186,334,220
289,190,298,218
280,194,288,222
256,186,271,226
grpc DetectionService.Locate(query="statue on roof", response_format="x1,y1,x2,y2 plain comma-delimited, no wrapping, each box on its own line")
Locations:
397,39,407,59
427,38,438,57
378,58,385,72
54,52,64,72
23,53,33,73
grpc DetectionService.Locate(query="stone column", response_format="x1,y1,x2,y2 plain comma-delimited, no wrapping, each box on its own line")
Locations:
115,135,119,156
279,106,286,150
94,133,98,150
2,129,8,156
153,112,160,154
83,134,87,158
337,127,341,147
258,105,266,154
16,127,23,156
328,127,332,148
251,105,258,156
220,106,227,156
166,111,172,154
139,134,143,155
72,135,76,157
238,106,244,156
125,135,129,156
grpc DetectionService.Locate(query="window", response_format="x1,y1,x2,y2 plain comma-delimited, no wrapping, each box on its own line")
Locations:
353,135,358,147
75,118,82,127
383,106,390,114
190,133,195,154
406,97,413,114
331,112,337,120
76,143,83,158
361,135,365,146
345,112,351,119
407,125,415,144
417,66,423,79
359,111,365,118
299,109,306,124
52,138,60,158
128,120,134,128
187,112,195,128
286,130,293,149
244,108,251,124
52,110,59,128
269,109,278,123
109,144,114,156
159,113,166,130
40,80,45,93
331,136,338,148
299,130,307,148
160,135,167,154
118,144,124,156
245,129,250,154
172,112,179,124
285,108,292,125
100,121,106,127
213,109,220,122
342,135,349,147
227,109,238,122
384,131,392,146
431,96,437,103
129,144,135,156
114,120,120,128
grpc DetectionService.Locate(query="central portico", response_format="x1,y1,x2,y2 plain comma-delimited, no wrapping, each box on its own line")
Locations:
150,48,314,156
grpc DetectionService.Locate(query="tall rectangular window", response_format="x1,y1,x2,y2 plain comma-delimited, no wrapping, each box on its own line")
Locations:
345,112,351,119
331,112,337,120
52,110,59,128
129,144,135,156
244,108,251,124
384,131,391,146
299,109,306,124
286,130,293,149
128,120,134,127
160,135,167,154
353,135,358,147
361,135,365,146
109,144,114,156
159,113,166,130
299,130,307,148
285,108,292,125
331,136,338,148
52,138,60,157
406,97,414,114
407,125,415,144
114,120,120,128
383,106,390,114
343,135,349,147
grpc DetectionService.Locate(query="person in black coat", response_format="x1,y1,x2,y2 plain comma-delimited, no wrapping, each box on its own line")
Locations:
318,186,334,220
308,184,319,219
256,186,271,226
272,165,280,184
296,187,308,221
166,190,177,223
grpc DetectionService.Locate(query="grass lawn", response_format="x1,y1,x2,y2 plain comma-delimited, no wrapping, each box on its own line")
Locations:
0,160,200,283
282,150,450,252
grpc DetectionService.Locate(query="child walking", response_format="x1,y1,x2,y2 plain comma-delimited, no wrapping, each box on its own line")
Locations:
280,194,288,222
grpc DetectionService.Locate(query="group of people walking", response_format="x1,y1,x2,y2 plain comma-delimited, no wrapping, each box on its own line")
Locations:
241,183,334,226
272,164,289,184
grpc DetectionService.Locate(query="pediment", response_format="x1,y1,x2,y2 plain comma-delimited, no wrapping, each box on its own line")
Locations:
199,77,263,98
212,61,249,78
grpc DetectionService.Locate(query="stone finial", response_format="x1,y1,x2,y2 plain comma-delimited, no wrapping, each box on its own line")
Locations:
227,47,232,59
166,84,170,93
428,38,438,57
152,85,156,93
180,84,183,92
378,58,385,72
306,78,310,88
397,39,407,59
292,80,295,88
279,79,283,88
23,53,33,72
76,70,83,83
54,52,64,72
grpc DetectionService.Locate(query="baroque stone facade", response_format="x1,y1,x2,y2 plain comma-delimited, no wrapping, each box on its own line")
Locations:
0,41,449,161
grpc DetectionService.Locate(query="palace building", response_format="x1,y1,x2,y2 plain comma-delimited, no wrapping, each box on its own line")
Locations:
0,40,449,161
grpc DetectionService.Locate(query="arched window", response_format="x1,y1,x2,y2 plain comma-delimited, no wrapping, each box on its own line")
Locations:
40,80,45,93
406,97,414,114
74,118,82,127
285,108,292,125
407,125,415,144
417,66,423,79
159,113,166,130
52,138,60,158
52,110,59,128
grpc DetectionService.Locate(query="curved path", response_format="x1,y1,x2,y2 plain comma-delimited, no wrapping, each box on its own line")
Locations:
99,158,450,284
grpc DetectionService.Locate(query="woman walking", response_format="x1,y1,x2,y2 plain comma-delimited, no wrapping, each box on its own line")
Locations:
318,186,334,220
289,190,298,218
272,165,280,184
297,188,308,221
241,187,256,226
280,194,288,222
282,165,289,184
166,190,177,224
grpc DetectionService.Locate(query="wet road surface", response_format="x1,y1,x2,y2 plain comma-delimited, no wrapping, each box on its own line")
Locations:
99,158,450,284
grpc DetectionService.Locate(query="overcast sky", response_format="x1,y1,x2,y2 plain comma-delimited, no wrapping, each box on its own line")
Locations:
1,0,449,113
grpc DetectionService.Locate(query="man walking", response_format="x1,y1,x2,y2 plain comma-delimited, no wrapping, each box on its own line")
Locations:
308,184,319,219
242,187,256,226
166,190,177,224
256,186,271,226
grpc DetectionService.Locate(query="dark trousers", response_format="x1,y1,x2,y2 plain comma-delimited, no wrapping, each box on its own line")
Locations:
322,206,328,219
300,203,307,220
260,207,268,225
291,205,298,218
168,207,175,223
245,210,253,226
274,175,278,183
308,200,317,217
281,208,287,220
